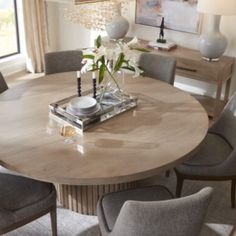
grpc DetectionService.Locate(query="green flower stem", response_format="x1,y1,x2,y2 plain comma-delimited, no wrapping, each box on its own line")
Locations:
104,64,121,92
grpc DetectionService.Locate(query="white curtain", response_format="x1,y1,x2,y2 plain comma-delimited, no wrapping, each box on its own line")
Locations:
22,0,49,73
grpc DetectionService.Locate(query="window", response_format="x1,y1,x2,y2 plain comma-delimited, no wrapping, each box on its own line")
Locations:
0,0,20,59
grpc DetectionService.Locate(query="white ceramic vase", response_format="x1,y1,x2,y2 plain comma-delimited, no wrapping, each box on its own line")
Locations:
199,15,227,60
105,4,129,40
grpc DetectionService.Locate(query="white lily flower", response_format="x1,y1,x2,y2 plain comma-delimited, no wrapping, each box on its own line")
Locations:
129,60,143,78
105,48,115,61
81,35,143,79
81,60,94,74
81,58,92,65
127,37,139,47
94,46,107,62
134,66,143,78
114,45,122,56
82,48,94,55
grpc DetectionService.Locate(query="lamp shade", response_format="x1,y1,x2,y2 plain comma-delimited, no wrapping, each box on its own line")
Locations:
197,0,236,15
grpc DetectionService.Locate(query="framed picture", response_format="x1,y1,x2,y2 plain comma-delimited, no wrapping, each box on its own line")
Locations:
135,0,202,34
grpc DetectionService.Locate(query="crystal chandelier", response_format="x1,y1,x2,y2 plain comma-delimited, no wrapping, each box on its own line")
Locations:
64,0,130,31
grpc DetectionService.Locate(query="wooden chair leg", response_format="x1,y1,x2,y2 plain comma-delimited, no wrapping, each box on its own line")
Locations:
50,205,57,236
165,170,170,177
176,174,184,198
231,180,236,209
98,227,102,236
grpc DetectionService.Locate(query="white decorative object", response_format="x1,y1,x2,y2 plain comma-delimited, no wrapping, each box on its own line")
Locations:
67,96,100,116
148,41,176,51
105,3,129,40
197,0,236,61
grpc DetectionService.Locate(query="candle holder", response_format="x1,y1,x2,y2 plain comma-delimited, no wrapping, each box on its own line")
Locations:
92,75,97,99
77,71,81,97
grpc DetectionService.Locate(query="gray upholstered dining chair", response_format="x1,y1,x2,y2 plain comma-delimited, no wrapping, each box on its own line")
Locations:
175,92,236,208
139,53,176,85
44,50,83,75
0,166,57,235
0,72,8,94
97,185,212,236
139,53,176,178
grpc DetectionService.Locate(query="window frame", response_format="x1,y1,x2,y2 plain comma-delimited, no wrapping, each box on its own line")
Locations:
0,0,20,59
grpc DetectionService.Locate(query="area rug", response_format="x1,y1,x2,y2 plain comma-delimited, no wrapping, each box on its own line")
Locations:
4,172,236,236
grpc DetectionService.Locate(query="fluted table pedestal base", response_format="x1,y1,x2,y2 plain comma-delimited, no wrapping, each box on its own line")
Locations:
55,182,138,215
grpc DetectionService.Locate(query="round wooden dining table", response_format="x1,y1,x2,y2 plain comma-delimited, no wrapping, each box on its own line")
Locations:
0,72,208,215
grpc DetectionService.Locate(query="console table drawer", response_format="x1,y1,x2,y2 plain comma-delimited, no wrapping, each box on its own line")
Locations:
176,59,219,82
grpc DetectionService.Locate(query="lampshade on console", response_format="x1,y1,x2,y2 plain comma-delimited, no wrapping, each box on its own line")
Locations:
197,0,236,61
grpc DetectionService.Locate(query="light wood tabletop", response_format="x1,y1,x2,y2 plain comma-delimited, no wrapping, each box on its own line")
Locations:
0,72,209,214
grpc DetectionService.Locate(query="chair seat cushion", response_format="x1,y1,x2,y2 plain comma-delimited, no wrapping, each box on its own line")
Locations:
97,185,173,232
0,168,54,211
183,133,232,167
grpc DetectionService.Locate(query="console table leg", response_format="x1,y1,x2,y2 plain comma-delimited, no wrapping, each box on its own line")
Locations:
214,80,223,120
224,78,231,102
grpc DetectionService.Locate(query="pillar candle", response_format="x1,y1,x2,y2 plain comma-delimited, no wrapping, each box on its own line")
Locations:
92,72,96,79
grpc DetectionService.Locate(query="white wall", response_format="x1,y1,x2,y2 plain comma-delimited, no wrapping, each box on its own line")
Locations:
47,2,92,50
46,1,236,96
46,2,59,51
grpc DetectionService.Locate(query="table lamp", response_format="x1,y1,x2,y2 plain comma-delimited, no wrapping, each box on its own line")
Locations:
64,0,130,39
197,0,236,61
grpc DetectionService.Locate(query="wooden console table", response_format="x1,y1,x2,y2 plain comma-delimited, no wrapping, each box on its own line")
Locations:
139,40,235,119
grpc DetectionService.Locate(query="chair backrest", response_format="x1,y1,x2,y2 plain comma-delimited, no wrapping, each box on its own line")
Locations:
0,72,8,94
139,53,176,85
44,50,83,75
111,187,213,236
210,92,236,148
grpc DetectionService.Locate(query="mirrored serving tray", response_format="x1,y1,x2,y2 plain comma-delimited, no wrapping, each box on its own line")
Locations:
49,91,138,132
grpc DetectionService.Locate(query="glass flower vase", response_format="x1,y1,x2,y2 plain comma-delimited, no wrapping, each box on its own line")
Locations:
98,70,126,105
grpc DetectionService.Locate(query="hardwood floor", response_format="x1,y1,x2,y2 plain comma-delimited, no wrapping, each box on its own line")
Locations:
5,71,44,88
